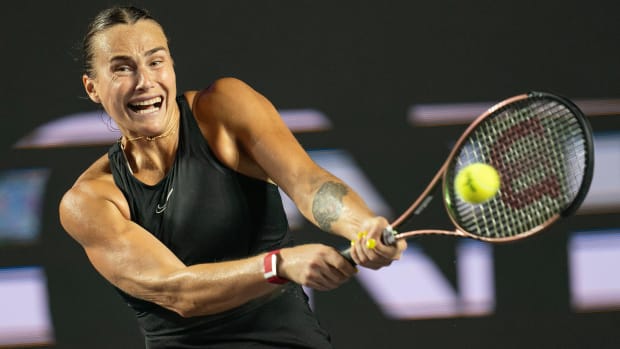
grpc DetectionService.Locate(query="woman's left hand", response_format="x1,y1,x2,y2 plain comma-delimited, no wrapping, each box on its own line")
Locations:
348,216,407,269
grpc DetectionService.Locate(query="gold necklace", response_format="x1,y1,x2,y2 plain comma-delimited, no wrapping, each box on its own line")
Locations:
122,120,178,146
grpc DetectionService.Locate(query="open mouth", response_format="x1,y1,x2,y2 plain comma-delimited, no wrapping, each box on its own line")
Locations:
128,96,163,114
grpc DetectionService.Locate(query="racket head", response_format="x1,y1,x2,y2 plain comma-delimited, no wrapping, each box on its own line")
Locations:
442,92,594,242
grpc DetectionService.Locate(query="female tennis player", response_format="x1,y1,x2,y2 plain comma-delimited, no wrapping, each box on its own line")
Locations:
58,5,405,348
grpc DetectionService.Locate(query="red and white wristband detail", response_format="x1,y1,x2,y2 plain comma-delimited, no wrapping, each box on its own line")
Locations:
263,250,288,284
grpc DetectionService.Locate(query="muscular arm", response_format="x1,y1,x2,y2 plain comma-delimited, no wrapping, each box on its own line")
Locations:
60,157,355,317
59,174,281,317
192,78,405,267
312,181,349,232
193,78,377,241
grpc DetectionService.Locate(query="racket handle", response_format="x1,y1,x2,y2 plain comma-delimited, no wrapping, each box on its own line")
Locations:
339,226,398,265
382,226,398,245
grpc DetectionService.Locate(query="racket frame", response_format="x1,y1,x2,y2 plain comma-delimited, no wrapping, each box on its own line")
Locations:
383,92,594,244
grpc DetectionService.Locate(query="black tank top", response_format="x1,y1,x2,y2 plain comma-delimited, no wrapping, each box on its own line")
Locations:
108,95,332,348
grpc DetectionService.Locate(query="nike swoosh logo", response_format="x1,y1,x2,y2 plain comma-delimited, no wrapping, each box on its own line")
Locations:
156,188,174,214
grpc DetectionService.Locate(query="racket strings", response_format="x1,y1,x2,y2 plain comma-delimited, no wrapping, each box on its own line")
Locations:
446,96,589,239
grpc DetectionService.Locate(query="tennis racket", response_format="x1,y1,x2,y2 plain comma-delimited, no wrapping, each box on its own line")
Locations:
342,91,594,263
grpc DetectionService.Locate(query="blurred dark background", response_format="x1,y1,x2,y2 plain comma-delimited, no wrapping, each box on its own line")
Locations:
1,1,619,348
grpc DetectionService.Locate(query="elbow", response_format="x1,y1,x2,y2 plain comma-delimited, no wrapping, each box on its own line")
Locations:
154,286,225,318
171,289,244,318
124,275,204,318
126,270,237,318
169,298,201,318
150,291,204,318
149,284,205,318
168,295,231,318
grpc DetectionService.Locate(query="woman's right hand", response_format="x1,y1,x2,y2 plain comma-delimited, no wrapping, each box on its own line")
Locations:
278,244,357,291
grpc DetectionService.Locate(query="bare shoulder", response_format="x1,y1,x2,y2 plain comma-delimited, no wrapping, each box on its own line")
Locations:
191,77,272,124
184,78,299,181
59,154,130,244
201,77,257,100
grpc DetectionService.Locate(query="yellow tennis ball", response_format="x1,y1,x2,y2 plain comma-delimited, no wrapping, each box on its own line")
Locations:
454,163,500,204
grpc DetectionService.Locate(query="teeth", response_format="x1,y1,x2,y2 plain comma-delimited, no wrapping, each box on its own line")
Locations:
134,106,160,114
131,96,162,106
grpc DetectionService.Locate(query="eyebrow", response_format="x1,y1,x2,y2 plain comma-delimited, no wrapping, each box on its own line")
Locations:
109,46,168,63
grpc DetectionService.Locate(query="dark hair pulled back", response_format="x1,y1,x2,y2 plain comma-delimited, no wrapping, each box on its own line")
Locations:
82,6,158,77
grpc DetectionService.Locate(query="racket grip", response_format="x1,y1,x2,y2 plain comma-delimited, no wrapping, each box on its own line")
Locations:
382,226,398,245
340,247,355,265
339,226,398,265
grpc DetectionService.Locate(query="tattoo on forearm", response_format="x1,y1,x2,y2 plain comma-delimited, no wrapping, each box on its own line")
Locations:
312,181,349,232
